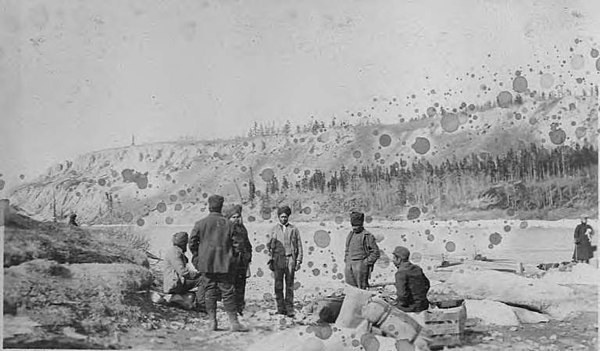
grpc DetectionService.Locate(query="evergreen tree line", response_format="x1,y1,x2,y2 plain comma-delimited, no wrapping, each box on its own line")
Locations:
249,143,598,213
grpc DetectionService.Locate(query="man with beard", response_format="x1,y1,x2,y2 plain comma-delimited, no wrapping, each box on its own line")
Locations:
189,195,246,331
267,205,303,317
392,246,430,313
344,211,380,289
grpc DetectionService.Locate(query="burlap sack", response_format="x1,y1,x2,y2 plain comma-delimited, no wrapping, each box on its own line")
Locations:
335,285,375,328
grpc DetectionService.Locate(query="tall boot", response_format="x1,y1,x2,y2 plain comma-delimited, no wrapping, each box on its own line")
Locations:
207,310,218,331
228,311,248,332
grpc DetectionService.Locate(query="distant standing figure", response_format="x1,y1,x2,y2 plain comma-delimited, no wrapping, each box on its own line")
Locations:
68,213,78,226
573,214,594,263
224,204,253,316
189,195,246,332
344,211,380,289
163,232,201,295
267,205,303,317
392,246,430,313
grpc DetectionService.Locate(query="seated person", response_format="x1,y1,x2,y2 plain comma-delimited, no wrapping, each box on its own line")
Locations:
392,246,430,313
163,232,201,296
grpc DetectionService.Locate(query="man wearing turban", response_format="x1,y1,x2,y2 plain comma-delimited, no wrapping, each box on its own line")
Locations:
267,205,303,317
189,195,246,331
344,211,380,289
223,204,253,316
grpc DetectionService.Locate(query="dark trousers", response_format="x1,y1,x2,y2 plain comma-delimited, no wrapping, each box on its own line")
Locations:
204,273,236,313
167,278,201,295
273,255,295,312
345,260,370,289
233,266,248,313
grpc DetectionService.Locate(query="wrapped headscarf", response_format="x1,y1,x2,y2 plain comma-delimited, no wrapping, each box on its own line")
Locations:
172,231,188,246
277,205,292,217
223,204,243,219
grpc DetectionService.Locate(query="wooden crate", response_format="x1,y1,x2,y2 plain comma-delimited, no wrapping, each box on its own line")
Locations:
422,303,467,349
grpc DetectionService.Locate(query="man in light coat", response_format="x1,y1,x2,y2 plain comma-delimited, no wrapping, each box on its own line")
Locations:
267,205,303,317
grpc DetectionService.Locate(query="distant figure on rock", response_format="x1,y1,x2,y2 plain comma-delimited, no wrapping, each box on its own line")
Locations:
267,205,303,317
344,211,380,289
573,214,594,264
392,246,430,313
163,232,202,296
224,204,252,316
68,213,78,226
189,195,246,332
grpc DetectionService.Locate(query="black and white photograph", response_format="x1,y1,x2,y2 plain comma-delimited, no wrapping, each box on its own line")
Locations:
1,0,599,350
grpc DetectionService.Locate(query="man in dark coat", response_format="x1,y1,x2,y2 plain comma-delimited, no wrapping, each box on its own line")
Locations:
189,195,246,331
267,205,303,317
223,204,252,316
392,246,430,313
344,211,380,289
573,214,594,263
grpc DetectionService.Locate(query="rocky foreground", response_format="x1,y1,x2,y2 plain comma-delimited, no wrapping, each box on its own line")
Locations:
3,209,598,350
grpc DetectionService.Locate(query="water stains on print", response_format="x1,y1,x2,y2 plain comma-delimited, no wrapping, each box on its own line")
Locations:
570,54,585,70
378,134,392,147
497,91,513,108
122,169,148,189
512,75,528,93
156,202,167,213
441,113,459,133
260,168,275,182
549,125,567,145
411,137,430,155
489,232,502,245
407,207,421,220
314,230,331,248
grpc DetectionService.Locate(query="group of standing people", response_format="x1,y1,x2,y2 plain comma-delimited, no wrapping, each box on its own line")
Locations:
162,195,435,332
162,195,252,331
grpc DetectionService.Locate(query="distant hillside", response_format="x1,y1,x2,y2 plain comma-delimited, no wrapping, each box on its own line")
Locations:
9,92,598,224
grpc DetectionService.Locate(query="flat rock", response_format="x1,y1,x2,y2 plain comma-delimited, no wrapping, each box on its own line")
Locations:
464,299,519,326
511,306,550,324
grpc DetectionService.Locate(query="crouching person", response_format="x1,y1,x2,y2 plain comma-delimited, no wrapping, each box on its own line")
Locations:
392,246,430,313
163,232,202,309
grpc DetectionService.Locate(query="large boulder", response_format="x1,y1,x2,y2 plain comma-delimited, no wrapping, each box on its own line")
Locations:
429,269,577,319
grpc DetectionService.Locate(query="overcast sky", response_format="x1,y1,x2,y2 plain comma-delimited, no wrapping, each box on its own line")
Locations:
0,0,599,194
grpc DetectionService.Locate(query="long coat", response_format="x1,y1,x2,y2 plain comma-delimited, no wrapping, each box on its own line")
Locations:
573,223,594,261
231,223,252,269
189,212,235,273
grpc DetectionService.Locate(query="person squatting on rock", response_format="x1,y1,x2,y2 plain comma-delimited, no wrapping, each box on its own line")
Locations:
267,205,303,317
392,246,430,313
573,214,594,264
189,195,247,332
223,204,253,316
163,232,202,296
344,211,380,289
